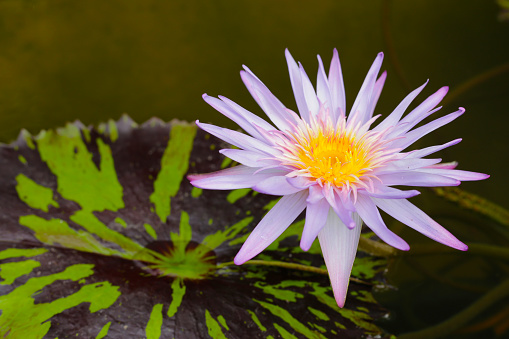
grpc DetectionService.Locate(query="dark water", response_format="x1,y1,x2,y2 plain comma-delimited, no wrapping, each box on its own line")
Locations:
0,0,508,337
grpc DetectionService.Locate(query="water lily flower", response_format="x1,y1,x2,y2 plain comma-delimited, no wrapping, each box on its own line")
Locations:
188,49,489,307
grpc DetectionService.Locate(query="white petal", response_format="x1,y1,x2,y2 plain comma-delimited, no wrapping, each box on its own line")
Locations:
318,210,362,307
373,198,468,251
234,191,308,264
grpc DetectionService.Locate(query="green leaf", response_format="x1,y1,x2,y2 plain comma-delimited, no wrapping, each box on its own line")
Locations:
0,117,392,338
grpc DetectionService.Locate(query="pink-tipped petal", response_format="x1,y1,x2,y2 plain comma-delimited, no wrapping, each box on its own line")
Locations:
348,52,384,126
355,195,410,250
234,191,308,264
374,80,429,132
318,210,362,307
285,49,310,123
374,198,468,251
252,176,305,195
189,166,287,190
328,48,346,119
301,199,330,251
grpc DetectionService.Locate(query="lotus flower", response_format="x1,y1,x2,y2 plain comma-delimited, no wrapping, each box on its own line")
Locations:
188,49,488,307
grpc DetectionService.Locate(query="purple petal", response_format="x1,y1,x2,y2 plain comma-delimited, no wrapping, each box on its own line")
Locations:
374,80,429,132
417,168,490,181
287,176,314,190
252,176,305,195
318,210,362,307
377,157,442,173
323,187,356,229
348,52,384,126
188,165,287,190
219,149,278,167
301,199,330,251
316,55,333,113
355,195,410,250
406,139,462,159
299,63,320,117
196,121,279,156
285,49,310,123
203,94,272,141
241,68,297,132
220,95,275,131
373,198,468,251
398,87,448,130
390,108,465,150
234,191,308,264
377,171,460,187
366,71,387,120
328,48,346,119
364,185,421,199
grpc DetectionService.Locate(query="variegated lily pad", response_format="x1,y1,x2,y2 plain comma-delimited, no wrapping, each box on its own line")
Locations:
0,117,391,338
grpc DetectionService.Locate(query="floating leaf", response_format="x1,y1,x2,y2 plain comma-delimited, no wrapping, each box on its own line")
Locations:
0,117,391,338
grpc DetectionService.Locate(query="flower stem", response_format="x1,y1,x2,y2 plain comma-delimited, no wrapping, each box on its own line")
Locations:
403,243,509,260
382,0,411,92
398,279,509,339
432,187,509,226
358,236,398,257
441,61,509,107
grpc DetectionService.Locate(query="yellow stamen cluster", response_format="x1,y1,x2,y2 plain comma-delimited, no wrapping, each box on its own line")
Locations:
295,129,371,187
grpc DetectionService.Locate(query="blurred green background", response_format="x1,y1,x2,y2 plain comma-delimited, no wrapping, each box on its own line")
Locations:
1,0,508,337
0,0,507,205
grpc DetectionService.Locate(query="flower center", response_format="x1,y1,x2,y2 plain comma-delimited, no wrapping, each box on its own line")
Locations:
295,130,371,186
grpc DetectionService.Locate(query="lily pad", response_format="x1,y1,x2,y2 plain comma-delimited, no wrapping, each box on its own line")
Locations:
0,117,391,338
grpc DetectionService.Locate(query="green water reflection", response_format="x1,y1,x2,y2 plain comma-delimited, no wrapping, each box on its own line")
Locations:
0,0,508,337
